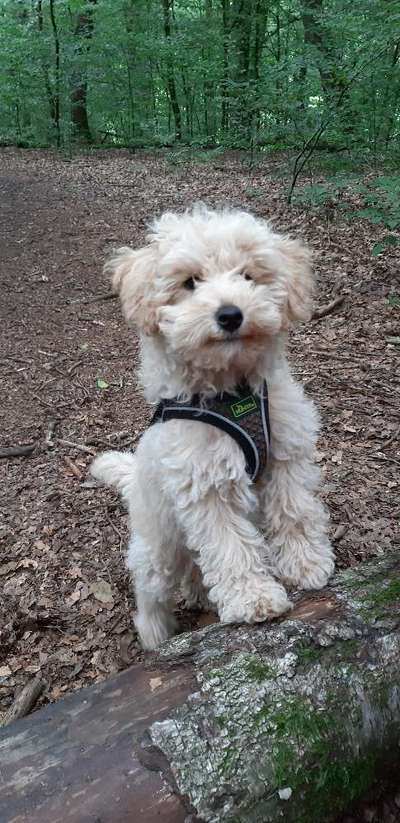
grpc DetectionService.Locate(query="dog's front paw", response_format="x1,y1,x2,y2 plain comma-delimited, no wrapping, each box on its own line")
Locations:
273,540,334,591
219,578,292,624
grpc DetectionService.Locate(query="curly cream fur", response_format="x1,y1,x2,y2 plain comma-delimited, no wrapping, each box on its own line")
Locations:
91,205,334,650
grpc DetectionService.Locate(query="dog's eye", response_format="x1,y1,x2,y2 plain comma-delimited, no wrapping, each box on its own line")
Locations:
183,276,199,291
240,271,253,281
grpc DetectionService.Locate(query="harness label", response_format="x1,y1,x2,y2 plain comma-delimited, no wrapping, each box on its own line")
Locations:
230,395,257,418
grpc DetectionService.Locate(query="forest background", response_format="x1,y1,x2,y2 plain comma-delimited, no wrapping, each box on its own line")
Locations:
1,0,400,226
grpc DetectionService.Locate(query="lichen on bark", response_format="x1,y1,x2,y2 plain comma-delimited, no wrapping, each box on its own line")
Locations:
147,552,400,822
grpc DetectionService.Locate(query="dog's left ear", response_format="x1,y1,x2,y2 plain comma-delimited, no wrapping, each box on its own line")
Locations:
104,245,159,334
276,236,314,325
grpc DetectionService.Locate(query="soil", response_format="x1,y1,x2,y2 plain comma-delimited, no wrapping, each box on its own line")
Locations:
0,147,399,728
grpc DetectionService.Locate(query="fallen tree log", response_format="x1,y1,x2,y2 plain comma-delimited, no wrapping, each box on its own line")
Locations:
0,551,399,822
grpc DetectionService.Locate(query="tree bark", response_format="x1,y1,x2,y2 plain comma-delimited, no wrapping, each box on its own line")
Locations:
37,0,57,139
1,551,400,822
301,0,349,110
220,0,230,134
230,0,254,144
146,551,400,821
48,0,61,148
70,0,97,144
161,0,182,141
203,0,215,138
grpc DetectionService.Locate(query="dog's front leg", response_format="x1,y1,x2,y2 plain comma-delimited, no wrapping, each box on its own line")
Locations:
264,379,334,590
264,457,334,589
177,491,292,624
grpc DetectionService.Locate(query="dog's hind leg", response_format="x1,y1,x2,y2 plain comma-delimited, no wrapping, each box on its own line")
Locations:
127,533,179,650
91,449,180,649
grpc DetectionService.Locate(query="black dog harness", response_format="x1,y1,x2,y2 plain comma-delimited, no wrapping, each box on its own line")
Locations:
151,382,270,482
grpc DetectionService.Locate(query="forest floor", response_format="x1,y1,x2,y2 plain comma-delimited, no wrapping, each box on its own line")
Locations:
1,147,399,725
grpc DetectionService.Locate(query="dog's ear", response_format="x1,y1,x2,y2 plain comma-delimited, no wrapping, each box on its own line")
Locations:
104,246,159,334
275,236,314,325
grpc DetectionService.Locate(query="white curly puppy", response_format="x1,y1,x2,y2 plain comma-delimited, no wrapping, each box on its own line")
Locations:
91,206,334,650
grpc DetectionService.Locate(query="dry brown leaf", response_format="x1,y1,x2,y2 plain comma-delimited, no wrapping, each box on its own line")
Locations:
67,590,81,605
0,561,18,577
18,558,39,570
90,579,114,604
331,450,343,465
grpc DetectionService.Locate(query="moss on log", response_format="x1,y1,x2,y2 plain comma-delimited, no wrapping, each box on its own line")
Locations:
145,552,400,822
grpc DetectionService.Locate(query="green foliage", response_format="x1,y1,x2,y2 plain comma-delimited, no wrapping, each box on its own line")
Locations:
0,0,399,160
294,172,400,254
372,236,399,256
356,177,400,230
293,172,362,207
166,144,225,165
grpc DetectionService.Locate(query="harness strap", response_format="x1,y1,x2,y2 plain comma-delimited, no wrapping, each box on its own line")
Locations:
150,382,270,482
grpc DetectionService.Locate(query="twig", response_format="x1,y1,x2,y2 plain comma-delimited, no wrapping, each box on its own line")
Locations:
64,456,83,479
381,428,400,450
67,360,83,375
57,438,96,455
29,392,55,410
1,676,45,726
45,419,58,447
373,453,400,469
68,293,117,305
105,512,124,541
106,429,130,441
312,295,345,321
333,524,349,543
0,444,35,459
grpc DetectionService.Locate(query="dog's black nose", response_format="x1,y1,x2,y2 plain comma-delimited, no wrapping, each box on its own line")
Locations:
216,304,243,333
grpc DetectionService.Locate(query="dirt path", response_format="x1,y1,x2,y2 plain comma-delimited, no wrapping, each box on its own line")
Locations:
0,147,399,716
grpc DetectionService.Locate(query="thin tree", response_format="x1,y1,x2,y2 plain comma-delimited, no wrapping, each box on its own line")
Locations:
161,0,182,141
49,0,61,148
71,0,97,144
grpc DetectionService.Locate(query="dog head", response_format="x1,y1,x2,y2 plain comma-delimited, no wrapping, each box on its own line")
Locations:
105,206,313,382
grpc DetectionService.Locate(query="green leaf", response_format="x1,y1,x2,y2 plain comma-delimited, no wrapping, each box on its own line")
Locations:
372,235,399,256
357,208,384,225
372,243,385,256
96,378,109,389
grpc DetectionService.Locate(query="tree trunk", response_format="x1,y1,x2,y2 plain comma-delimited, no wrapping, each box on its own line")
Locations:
1,551,400,822
48,0,61,148
220,0,230,135
161,0,182,141
231,0,254,144
250,0,267,135
203,0,216,139
37,0,57,139
123,0,153,145
70,0,97,144
301,0,348,108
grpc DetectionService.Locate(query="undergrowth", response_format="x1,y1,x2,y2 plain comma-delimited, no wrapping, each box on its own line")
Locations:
293,172,400,256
